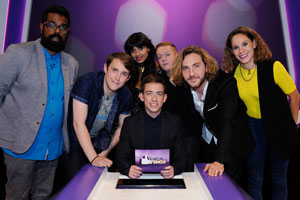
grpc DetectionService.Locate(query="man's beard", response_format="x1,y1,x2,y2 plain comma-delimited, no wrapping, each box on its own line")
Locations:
40,32,67,53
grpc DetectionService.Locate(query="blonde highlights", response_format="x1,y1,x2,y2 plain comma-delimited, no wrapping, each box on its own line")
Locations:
156,41,177,52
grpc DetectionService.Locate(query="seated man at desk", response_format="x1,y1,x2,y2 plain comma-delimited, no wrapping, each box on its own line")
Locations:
117,74,186,179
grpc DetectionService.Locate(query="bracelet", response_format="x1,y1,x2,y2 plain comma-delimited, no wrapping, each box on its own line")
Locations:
90,155,99,164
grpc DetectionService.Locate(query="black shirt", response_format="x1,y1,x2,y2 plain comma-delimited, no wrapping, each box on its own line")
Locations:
144,111,162,149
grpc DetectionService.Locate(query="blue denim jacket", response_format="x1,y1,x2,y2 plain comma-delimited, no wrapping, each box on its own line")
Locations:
68,72,132,152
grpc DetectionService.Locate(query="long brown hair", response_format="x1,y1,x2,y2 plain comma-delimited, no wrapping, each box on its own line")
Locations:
171,46,219,86
222,26,272,73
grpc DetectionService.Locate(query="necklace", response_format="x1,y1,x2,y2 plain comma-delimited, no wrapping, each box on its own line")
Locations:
140,66,145,73
240,66,256,81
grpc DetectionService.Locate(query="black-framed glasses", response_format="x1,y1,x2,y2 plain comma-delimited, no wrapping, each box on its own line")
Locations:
43,21,69,32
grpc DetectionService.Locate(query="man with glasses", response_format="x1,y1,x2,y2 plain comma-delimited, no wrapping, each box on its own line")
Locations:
0,5,78,199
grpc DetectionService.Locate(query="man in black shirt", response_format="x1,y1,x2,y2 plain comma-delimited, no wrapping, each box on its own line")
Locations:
117,74,186,179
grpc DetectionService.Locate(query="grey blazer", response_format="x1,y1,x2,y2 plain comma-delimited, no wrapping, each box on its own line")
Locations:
0,39,79,154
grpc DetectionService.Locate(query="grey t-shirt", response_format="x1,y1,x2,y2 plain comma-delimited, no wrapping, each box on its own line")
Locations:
90,93,115,137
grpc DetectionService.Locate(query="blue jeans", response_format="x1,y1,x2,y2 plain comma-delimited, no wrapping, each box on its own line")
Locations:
247,117,289,200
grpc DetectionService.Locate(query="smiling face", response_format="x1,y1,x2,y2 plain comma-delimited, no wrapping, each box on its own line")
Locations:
156,45,177,77
130,46,149,64
231,33,257,69
139,82,167,118
181,53,207,90
104,58,130,95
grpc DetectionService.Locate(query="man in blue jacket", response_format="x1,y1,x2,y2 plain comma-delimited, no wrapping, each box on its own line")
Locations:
67,52,135,179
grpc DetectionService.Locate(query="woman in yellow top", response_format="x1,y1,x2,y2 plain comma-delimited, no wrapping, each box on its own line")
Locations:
223,26,299,200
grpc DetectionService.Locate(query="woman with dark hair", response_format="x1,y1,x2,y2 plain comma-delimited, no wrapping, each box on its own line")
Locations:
223,26,299,200
124,32,158,113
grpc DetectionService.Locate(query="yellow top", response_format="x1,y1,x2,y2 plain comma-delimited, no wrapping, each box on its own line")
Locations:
234,61,296,119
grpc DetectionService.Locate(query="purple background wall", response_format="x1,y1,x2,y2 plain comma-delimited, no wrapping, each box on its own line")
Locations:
3,0,26,51
4,0,300,89
1,0,300,198
286,1,300,88
26,0,286,77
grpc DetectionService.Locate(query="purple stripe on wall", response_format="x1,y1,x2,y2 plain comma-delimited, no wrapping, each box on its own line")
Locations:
3,0,26,51
285,1,300,88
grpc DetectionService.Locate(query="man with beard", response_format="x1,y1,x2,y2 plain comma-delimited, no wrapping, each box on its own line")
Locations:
171,46,248,183
0,5,78,199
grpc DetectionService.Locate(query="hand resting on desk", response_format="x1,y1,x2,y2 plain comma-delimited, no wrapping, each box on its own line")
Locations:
203,161,224,177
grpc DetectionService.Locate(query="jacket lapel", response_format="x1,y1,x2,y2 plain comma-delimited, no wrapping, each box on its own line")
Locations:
180,87,195,112
204,82,213,113
180,87,201,120
61,53,70,105
136,112,145,149
160,112,168,147
35,39,48,95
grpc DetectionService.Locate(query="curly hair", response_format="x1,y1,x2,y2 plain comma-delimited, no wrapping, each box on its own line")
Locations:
171,46,219,86
222,26,272,73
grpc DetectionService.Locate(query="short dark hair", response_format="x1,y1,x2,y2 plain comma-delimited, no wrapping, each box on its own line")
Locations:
41,5,71,25
106,52,135,75
141,74,166,93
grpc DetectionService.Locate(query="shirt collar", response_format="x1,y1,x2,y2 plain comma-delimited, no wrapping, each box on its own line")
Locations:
191,81,209,101
42,46,61,60
144,110,162,122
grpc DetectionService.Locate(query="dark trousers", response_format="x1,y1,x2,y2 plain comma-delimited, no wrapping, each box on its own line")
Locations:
58,148,89,183
287,128,300,200
3,153,58,200
184,136,201,172
0,149,6,200
247,117,289,200
199,138,246,184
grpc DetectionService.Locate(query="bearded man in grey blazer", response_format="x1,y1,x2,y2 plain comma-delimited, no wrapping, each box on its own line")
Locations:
0,5,78,199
